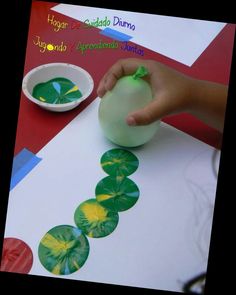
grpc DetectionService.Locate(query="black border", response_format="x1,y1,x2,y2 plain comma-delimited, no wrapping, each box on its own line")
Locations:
1,0,235,293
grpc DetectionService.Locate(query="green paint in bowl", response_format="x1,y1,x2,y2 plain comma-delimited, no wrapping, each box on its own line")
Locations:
22,63,94,112
32,77,82,104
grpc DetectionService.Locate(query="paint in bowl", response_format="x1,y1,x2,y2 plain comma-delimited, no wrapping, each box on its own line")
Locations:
22,63,94,112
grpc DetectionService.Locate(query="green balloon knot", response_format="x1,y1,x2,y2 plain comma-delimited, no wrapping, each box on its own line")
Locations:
132,66,149,80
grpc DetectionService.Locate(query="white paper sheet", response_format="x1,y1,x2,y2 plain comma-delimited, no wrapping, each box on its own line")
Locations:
4,98,220,293
51,3,226,66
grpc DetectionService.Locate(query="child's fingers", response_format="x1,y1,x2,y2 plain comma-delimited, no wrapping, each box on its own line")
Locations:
126,94,168,126
97,83,106,97
97,58,145,97
97,68,121,97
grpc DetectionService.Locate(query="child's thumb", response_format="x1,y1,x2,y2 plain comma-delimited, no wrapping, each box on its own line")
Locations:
126,97,165,126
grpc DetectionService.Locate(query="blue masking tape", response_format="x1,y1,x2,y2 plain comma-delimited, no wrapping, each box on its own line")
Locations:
100,28,133,41
11,148,35,176
10,148,42,190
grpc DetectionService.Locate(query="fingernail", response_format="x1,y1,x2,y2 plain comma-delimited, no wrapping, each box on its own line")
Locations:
97,90,104,98
126,116,136,126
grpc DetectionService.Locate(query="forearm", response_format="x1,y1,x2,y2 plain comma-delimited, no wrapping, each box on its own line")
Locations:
188,79,228,132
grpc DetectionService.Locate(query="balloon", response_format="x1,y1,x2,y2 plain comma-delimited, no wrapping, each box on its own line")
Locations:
98,66,160,147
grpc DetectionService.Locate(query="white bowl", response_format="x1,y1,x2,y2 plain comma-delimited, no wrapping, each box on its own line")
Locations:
22,63,94,112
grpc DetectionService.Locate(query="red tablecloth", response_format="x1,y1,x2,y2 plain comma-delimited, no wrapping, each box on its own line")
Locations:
14,1,236,155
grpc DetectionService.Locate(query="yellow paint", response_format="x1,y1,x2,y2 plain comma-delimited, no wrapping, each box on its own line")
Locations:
88,232,93,238
47,44,54,51
101,161,113,167
113,158,122,164
64,85,79,95
96,194,113,202
52,264,61,275
116,175,125,181
101,158,122,167
82,202,107,222
39,96,46,102
41,233,74,255
72,261,80,270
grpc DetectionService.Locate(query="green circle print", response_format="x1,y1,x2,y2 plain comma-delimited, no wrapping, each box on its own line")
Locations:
100,149,139,177
38,225,89,275
95,176,140,212
74,199,119,238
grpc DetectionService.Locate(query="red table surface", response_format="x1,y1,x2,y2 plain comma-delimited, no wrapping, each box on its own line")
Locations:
14,1,236,155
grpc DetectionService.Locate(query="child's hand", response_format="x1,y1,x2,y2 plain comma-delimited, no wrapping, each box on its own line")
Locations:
97,58,195,126
97,58,227,132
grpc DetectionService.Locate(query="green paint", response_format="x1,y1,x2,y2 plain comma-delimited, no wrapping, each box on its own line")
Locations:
101,148,139,177
74,199,119,238
96,176,139,212
32,77,82,104
38,149,140,276
38,225,89,275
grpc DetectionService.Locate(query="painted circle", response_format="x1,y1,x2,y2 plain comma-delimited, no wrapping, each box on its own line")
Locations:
74,199,119,238
38,225,89,275
0,237,33,274
95,176,140,212
101,149,139,177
